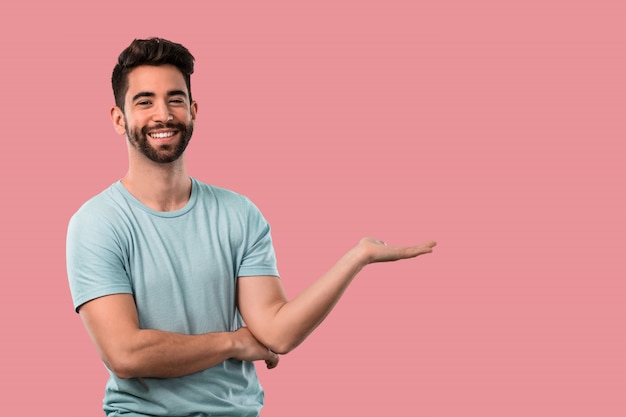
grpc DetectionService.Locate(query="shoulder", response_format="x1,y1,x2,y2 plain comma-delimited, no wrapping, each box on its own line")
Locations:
68,182,130,234
191,178,271,232
191,178,256,211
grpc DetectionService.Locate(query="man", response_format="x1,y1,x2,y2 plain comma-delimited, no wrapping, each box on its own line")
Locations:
66,37,436,417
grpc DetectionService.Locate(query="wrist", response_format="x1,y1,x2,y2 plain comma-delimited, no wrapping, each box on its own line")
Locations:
227,329,243,359
347,243,370,271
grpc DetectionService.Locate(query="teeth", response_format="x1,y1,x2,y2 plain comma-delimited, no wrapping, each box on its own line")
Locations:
150,131,175,139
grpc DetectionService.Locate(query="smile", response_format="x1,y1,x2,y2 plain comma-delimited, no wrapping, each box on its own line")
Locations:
149,131,177,139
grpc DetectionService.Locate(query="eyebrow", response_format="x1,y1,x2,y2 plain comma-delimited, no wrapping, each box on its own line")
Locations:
132,90,188,102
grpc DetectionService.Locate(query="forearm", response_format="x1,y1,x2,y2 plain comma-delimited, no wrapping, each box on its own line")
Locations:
81,293,280,380
103,329,236,379
266,247,367,353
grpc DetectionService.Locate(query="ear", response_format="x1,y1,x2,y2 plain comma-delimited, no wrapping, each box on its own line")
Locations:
190,101,198,121
110,106,127,136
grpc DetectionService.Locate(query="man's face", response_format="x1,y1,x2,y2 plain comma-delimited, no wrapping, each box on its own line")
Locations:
118,65,197,164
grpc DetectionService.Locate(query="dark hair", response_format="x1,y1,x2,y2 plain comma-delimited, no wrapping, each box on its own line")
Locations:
112,38,195,110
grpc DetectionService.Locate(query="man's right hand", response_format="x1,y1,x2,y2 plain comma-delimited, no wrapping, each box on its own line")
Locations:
232,327,279,369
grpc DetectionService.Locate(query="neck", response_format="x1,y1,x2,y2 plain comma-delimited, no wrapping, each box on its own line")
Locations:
122,153,192,212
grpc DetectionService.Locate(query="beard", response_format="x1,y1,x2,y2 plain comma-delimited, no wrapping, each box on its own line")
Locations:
126,120,194,164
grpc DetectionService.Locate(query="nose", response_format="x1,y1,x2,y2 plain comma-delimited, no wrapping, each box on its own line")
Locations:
152,100,172,123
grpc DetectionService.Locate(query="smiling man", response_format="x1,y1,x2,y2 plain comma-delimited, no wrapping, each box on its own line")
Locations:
66,37,436,417
115,65,194,165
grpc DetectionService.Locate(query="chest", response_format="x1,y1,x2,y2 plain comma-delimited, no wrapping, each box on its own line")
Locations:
120,211,245,333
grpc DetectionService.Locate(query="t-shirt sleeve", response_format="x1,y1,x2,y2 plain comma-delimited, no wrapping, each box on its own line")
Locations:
237,198,280,278
66,205,133,312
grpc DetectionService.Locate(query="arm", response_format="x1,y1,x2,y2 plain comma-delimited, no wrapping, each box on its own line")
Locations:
237,237,436,354
78,293,279,379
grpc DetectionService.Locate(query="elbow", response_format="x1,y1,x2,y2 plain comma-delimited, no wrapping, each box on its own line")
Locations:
266,336,303,355
108,364,135,380
268,344,291,356
102,352,140,379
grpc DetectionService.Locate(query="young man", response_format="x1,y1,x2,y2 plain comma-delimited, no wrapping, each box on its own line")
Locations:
66,38,436,416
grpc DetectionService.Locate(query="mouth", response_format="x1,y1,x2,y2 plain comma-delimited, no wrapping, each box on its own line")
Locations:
148,130,179,141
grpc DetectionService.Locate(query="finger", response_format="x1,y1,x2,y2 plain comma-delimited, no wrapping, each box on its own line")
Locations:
265,351,279,369
402,241,437,258
382,239,436,251
410,240,436,249
418,240,437,252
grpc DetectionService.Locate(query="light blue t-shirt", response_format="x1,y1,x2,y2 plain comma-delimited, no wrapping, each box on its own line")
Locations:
66,177,280,417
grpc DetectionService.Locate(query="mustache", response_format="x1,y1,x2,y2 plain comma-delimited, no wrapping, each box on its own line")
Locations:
142,122,186,135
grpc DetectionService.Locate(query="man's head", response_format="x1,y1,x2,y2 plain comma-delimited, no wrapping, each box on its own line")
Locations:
111,38,198,164
112,38,195,111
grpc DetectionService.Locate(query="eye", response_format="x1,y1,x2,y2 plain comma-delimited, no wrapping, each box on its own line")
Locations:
137,100,151,106
170,98,185,104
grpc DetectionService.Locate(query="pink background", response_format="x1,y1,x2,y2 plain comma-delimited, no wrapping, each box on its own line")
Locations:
1,1,624,415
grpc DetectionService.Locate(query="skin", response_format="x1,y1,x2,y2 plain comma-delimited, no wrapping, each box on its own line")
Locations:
79,64,436,380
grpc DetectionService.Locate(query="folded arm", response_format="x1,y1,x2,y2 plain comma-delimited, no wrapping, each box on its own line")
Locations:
78,293,279,379
237,237,436,354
